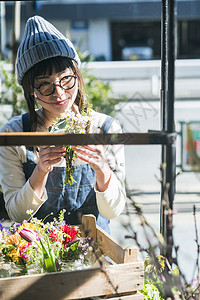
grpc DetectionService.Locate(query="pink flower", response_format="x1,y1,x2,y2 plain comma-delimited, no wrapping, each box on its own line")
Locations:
161,274,166,283
19,228,37,243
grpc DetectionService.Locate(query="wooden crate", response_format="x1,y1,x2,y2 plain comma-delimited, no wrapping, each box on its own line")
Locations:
0,214,144,300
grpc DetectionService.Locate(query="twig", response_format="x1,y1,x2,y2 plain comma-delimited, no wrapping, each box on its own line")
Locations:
191,205,200,288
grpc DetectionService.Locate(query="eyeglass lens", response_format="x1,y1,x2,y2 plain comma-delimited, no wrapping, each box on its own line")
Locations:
39,76,76,96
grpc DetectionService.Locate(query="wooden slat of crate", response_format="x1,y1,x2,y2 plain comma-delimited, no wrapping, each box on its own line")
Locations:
104,291,144,299
96,225,138,264
81,214,139,264
0,260,144,300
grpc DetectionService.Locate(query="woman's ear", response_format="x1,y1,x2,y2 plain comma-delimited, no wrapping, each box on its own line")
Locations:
30,88,35,96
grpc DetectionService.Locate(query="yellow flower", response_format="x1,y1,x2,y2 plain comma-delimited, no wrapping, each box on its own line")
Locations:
18,222,41,233
8,240,28,264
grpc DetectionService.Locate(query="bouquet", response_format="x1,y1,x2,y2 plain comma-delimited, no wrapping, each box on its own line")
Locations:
0,209,96,277
49,108,93,185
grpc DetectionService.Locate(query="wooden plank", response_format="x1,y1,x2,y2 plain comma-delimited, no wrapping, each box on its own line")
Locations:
96,225,138,264
81,214,97,242
103,291,144,299
123,246,139,263
0,261,144,300
0,131,170,146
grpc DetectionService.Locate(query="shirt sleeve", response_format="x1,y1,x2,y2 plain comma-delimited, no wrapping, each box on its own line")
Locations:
0,145,47,222
94,118,126,219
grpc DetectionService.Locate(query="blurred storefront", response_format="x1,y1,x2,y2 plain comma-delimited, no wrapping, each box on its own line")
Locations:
2,0,200,61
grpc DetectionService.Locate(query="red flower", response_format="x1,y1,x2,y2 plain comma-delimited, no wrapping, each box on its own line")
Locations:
63,224,79,247
49,230,59,243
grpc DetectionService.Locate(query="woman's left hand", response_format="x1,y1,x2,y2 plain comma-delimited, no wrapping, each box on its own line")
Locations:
72,145,112,192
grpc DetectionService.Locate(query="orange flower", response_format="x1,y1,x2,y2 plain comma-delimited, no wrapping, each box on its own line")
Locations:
4,232,21,245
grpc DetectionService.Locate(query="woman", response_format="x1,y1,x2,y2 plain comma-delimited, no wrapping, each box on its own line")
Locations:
0,16,125,233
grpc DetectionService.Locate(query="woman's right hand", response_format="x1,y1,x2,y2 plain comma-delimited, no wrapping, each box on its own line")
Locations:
29,145,65,199
37,146,66,174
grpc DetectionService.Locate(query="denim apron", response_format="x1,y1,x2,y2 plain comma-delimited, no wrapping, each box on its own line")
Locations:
22,113,113,233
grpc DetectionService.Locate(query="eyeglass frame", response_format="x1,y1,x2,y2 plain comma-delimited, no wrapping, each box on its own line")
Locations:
34,75,77,97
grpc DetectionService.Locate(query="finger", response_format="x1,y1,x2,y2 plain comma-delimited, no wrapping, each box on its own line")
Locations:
73,145,102,156
38,146,66,157
40,152,66,163
73,145,96,152
46,157,63,166
39,146,66,151
85,145,103,155
73,147,100,160
76,153,90,164
37,145,49,152
44,157,63,172
84,145,99,152
76,151,101,165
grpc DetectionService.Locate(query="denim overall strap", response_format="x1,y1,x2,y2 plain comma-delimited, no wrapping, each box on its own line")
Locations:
22,112,31,132
22,112,33,153
102,116,113,133
22,113,36,179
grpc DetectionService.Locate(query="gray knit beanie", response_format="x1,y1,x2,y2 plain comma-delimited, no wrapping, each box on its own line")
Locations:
16,15,81,85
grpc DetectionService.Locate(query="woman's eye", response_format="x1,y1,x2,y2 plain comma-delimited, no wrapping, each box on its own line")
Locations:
35,81,49,88
62,77,71,84
41,82,50,87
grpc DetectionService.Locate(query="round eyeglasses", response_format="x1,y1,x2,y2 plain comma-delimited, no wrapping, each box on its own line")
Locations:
34,75,77,96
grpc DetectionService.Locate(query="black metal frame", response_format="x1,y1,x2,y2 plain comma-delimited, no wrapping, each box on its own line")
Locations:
0,131,176,146
161,0,177,261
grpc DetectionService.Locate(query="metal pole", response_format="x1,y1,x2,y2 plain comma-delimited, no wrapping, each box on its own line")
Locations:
11,1,21,74
161,0,168,132
11,1,21,117
166,0,177,263
160,0,168,249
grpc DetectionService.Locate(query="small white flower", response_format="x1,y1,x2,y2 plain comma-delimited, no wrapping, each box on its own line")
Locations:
88,246,93,252
26,209,34,215
53,241,62,250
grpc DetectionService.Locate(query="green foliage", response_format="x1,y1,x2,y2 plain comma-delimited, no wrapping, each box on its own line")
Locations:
77,49,124,117
141,283,163,300
53,209,66,225
140,255,165,299
84,71,119,116
140,254,198,299
0,60,27,117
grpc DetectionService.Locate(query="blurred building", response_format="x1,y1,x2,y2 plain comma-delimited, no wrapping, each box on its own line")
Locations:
2,0,200,61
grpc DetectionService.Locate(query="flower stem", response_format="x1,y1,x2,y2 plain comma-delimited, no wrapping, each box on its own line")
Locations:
65,146,77,185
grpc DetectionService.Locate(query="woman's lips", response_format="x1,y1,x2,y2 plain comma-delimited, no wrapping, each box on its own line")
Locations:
54,99,68,105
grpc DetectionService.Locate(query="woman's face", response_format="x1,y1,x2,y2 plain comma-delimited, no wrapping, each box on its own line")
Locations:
34,67,78,118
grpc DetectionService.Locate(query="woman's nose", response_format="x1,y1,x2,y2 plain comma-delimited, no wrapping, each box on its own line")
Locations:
53,83,65,96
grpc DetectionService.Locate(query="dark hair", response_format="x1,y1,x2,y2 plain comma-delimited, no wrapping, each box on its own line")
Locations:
21,56,87,131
